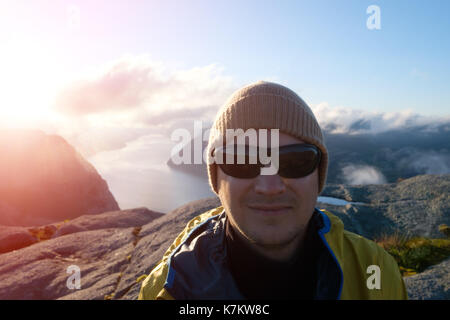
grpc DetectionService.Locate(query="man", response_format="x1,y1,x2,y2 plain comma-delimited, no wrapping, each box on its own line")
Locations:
139,81,408,300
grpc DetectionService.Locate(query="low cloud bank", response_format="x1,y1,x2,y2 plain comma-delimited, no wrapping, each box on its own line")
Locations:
313,102,449,135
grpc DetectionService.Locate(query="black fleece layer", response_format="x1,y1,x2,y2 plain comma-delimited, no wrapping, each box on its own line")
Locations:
225,213,324,300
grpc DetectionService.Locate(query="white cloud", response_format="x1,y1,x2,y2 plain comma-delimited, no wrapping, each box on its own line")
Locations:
54,55,235,126
48,55,240,156
342,164,387,185
405,152,450,174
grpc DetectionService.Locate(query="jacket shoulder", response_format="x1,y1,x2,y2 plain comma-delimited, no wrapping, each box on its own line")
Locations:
319,209,407,300
138,261,173,300
138,206,224,300
319,209,398,265
342,229,408,299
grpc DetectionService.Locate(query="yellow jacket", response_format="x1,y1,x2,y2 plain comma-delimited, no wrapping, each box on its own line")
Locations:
139,206,408,300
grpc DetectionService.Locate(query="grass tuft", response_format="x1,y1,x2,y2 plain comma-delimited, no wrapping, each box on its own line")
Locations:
375,231,450,277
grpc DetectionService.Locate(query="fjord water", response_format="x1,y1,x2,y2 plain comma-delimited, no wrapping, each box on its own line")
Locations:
88,135,216,213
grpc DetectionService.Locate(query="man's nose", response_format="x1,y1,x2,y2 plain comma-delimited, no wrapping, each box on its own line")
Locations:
253,173,286,195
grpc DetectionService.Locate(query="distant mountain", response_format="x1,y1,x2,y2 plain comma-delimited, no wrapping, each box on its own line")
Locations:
0,174,447,299
0,129,120,226
167,123,450,184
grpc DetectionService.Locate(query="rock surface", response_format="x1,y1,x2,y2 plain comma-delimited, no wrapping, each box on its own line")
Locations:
0,175,448,299
0,226,38,254
0,129,120,226
52,207,163,238
0,207,163,299
116,197,221,300
320,174,450,239
0,228,135,299
404,257,450,300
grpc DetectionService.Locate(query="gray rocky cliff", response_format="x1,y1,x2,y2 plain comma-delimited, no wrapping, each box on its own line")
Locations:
0,129,120,226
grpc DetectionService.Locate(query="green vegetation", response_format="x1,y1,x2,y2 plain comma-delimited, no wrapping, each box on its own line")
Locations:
376,231,450,277
28,226,56,241
28,220,71,242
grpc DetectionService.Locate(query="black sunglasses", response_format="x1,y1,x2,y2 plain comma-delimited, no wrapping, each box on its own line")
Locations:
213,143,321,179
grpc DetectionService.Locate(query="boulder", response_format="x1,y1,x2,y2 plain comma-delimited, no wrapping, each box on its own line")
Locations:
0,228,135,299
53,207,163,238
0,207,164,299
404,257,450,300
0,226,38,254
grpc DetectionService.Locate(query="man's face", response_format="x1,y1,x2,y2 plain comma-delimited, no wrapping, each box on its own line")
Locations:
217,132,319,247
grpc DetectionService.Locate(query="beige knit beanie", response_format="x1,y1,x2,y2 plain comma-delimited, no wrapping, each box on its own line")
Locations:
206,80,328,194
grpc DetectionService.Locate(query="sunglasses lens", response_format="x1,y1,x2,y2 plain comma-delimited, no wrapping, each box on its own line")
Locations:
278,149,320,178
219,163,260,179
216,145,261,179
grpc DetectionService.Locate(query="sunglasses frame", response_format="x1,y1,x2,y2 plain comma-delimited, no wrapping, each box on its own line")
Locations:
214,143,321,179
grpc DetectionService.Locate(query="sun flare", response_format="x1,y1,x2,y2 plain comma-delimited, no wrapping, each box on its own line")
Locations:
0,36,66,126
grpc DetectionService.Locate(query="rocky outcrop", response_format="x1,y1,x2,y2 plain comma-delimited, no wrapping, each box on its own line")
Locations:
0,198,216,300
115,197,221,300
0,228,136,299
52,207,163,238
0,129,120,226
320,174,450,239
404,257,450,300
0,207,163,299
0,226,38,254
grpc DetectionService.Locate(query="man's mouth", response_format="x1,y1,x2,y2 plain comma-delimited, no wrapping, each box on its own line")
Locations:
247,204,292,216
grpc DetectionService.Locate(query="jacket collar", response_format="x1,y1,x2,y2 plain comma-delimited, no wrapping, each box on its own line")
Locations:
164,208,343,300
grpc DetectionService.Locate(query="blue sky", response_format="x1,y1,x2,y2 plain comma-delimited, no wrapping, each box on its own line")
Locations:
1,0,449,121
155,0,450,116
74,0,450,116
